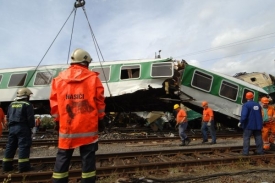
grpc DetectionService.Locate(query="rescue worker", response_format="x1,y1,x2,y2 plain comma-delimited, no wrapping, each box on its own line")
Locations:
0,102,5,137
50,48,106,183
239,92,263,155
174,104,191,146
35,116,41,131
201,101,216,144
260,97,275,150
2,88,35,172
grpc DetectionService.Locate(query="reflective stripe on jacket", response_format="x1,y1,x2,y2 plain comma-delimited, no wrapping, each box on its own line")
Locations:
50,64,105,149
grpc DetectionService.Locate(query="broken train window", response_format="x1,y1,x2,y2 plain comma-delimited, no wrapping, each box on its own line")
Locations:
151,62,173,77
34,70,55,85
120,65,140,80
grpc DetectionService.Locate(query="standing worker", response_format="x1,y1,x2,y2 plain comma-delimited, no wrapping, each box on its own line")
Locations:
201,101,216,144
50,48,106,183
0,102,5,137
174,104,191,146
260,97,275,150
239,92,263,155
35,116,41,132
2,88,35,172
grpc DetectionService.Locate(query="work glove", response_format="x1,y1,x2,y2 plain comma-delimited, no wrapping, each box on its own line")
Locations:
175,124,179,130
207,122,211,127
98,118,106,132
238,122,241,128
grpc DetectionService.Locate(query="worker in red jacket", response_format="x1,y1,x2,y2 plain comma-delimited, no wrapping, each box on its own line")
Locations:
50,48,106,183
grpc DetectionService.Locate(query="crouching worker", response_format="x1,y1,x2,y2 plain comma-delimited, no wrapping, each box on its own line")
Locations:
50,48,106,183
261,97,275,150
174,104,191,146
2,88,35,172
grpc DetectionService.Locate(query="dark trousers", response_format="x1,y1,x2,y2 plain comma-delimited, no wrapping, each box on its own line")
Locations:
3,124,32,172
52,142,98,183
243,129,263,155
201,121,216,143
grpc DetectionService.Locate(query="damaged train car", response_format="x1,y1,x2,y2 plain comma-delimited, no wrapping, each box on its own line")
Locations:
0,58,272,129
0,58,179,115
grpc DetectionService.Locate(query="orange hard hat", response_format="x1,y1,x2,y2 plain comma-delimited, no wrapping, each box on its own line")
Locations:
261,97,269,104
202,101,208,107
245,92,254,100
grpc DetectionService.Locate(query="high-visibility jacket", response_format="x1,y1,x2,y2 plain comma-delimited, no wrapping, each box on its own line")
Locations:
261,106,275,123
202,107,213,122
176,109,187,124
50,64,105,149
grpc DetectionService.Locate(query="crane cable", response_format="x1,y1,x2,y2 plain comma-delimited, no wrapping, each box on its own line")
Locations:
66,8,77,64
80,5,112,97
24,7,76,87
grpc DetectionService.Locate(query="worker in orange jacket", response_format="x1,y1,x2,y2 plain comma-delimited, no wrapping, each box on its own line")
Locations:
261,97,275,150
50,48,106,183
174,104,191,146
201,101,216,144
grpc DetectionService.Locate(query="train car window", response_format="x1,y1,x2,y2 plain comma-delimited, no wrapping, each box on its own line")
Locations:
0,75,2,84
242,89,254,103
151,63,173,77
8,73,27,87
34,71,55,85
120,65,140,80
92,67,110,82
191,70,213,91
219,81,238,101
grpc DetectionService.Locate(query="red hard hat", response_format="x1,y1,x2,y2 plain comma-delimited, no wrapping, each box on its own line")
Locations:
202,101,208,107
245,92,254,100
261,97,269,104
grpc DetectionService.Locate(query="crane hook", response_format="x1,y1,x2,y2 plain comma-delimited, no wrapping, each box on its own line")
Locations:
74,0,85,8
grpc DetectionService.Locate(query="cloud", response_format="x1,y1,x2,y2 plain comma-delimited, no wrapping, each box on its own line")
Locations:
1,0,275,80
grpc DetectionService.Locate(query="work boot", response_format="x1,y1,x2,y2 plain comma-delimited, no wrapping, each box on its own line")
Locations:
202,139,208,143
179,141,185,146
185,138,191,145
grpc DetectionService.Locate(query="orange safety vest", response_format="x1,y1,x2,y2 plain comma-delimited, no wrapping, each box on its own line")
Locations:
176,109,187,124
261,105,275,122
202,107,214,122
50,64,105,149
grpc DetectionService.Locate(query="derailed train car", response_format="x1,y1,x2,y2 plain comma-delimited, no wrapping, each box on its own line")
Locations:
0,58,272,129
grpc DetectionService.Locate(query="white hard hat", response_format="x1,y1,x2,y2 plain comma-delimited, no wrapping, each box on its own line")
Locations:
70,48,92,64
16,87,33,99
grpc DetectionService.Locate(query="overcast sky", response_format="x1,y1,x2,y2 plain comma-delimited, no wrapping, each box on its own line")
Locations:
1,0,275,76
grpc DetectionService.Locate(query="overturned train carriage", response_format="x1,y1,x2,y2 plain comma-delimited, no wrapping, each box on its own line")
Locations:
0,58,180,114
177,63,271,128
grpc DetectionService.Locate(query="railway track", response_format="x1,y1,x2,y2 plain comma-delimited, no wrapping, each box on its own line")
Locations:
1,145,274,182
0,133,243,147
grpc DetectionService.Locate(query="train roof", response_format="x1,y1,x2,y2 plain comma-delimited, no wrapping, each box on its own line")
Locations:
0,58,172,72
